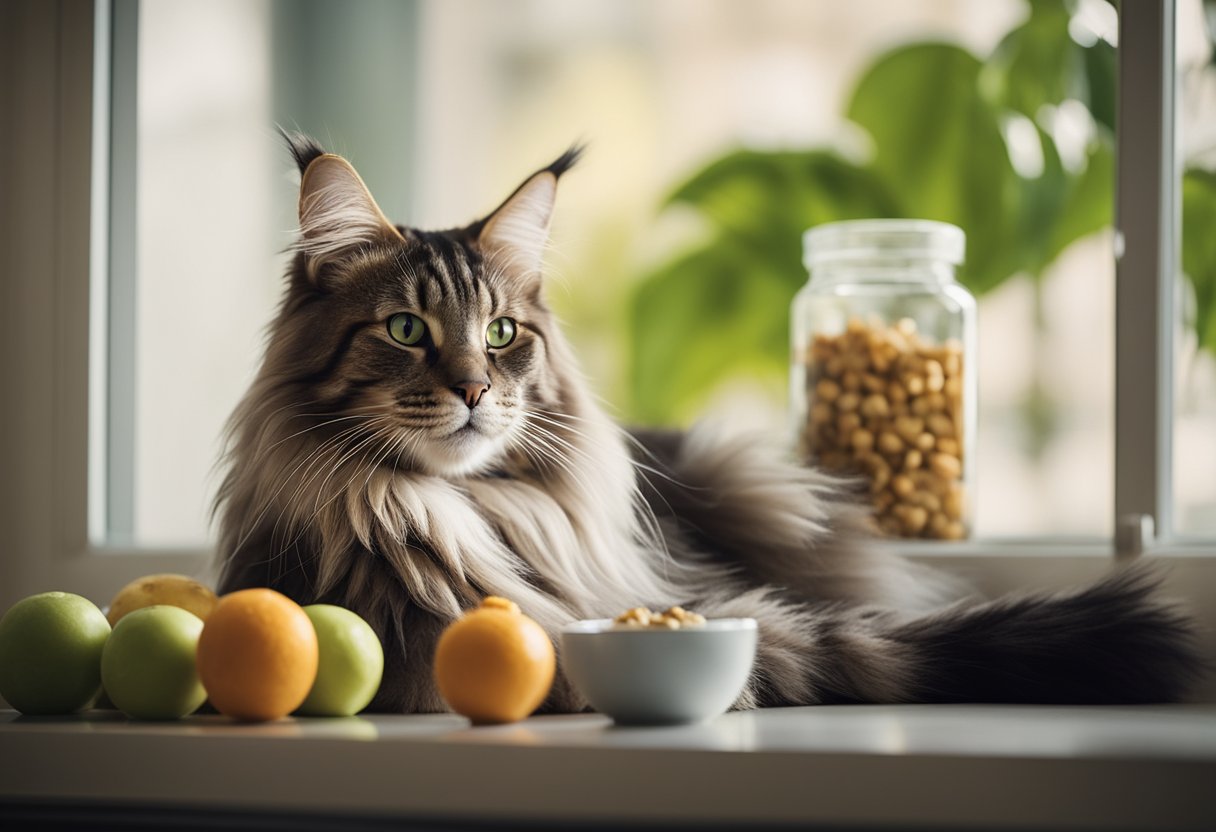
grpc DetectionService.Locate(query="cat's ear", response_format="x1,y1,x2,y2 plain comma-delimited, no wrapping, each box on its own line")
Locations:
477,146,583,278
295,153,404,273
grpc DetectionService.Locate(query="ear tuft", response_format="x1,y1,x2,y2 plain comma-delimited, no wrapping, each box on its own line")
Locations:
295,153,404,270
544,143,584,179
477,145,583,278
278,127,326,176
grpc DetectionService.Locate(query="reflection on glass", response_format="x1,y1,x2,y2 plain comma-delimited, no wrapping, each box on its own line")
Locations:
1174,0,1216,537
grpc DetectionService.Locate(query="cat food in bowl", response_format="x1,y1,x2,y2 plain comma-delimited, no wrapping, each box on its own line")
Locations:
612,605,706,629
561,612,757,725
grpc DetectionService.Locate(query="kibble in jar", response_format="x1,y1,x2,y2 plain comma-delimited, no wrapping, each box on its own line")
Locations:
798,317,968,540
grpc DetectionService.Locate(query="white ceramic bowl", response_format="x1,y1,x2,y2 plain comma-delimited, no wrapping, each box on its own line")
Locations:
560,618,758,725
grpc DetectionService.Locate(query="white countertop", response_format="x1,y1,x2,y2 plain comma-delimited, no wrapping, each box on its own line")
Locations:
2,704,1215,830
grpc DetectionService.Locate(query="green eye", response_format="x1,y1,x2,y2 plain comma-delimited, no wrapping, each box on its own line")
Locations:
387,313,427,346
486,317,517,349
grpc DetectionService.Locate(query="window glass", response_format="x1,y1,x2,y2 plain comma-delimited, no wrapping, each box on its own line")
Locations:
123,0,278,546
115,0,417,546
1174,0,1216,538
112,0,1118,546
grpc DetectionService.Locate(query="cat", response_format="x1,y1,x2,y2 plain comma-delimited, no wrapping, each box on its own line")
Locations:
215,133,1199,712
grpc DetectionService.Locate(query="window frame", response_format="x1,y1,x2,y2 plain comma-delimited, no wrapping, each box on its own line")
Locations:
0,0,1212,619
1114,0,1177,554
0,0,205,618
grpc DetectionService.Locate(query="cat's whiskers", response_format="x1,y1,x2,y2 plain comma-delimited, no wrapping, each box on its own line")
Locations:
360,429,409,499
264,420,384,557
518,415,589,464
508,419,678,603
272,423,413,583
532,407,697,490
262,408,384,456
384,426,420,512
512,422,575,478
514,421,599,502
226,419,371,572
554,392,712,507
230,404,388,505
274,422,401,574
510,433,550,475
291,428,402,571
309,421,399,515
528,407,691,539
525,409,671,558
219,396,326,451
285,403,388,420
278,418,384,506
263,413,399,556
337,427,410,549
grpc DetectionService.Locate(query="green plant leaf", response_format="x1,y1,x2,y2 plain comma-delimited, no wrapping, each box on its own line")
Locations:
627,246,790,425
980,0,1115,134
983,0,1078,118
626,152,901,423
845,43,1022,294
1014,124,1069,278
1182,168,1216,353
627,17,1125,425
1083,39,1116,133
1043,134,1113,265
665,149,900,270
974,0,1115,277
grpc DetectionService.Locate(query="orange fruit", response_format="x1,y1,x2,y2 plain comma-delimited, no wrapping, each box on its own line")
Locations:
195,588,318,722
434,597,555,724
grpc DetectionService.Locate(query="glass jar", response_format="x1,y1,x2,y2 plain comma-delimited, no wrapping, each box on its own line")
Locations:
791,220,976,540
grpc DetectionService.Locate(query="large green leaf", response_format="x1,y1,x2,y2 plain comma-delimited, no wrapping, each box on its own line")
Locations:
1083,39,1116,133
977,0,1115,277
983,0,1078,118
1043,134,1113,265
1014,124,1070,278
626,18,1134,426
628,246,790,425
626,152,900,424
846,43,1022,294
665,149,900,275
981,0,1114,132
1182,168,1216,353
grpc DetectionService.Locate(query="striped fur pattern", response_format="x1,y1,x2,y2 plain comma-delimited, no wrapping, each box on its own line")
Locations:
215,134,1200,711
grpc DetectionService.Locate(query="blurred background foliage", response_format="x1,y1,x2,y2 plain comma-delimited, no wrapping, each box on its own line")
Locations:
123,0,1216,541
627,0,1216,427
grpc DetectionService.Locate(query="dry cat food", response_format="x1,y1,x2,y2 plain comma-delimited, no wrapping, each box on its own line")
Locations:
799,317,967,540
613,606,707,629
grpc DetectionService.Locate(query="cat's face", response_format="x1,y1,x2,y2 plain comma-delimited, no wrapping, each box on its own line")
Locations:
277,144,579,478
308,238,547,477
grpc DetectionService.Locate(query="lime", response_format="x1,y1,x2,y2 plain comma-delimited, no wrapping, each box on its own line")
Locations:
298,605,384,717
0,591,111,715
101,605,206,720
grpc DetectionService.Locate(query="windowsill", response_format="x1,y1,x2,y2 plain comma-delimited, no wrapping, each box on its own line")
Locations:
2,704,1214,830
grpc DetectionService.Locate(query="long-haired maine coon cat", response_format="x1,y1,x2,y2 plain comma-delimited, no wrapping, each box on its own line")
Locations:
216,134,1198,712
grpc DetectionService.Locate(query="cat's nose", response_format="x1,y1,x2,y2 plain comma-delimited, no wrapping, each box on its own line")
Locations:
450,380,490,409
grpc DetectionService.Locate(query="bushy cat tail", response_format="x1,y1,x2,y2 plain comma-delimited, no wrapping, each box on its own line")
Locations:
885,564,1201,704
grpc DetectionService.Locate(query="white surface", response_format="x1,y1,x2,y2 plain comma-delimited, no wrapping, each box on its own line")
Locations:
2,704,1214,829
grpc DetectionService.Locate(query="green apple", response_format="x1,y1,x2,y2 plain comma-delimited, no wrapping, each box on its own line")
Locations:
298,605,383,716
0,591,111,715
101,605,206,720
